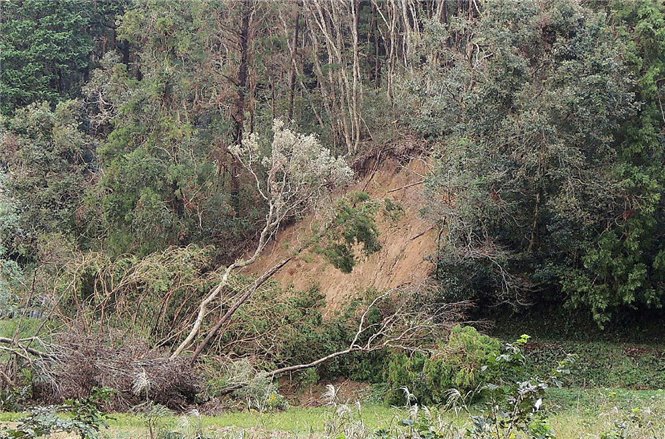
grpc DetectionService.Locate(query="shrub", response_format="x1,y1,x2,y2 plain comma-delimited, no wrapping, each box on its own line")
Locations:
375,335,573,439
385,353,429,405
206,359,288,412
427,326,503,393
386,326,504,404
0,387,112,439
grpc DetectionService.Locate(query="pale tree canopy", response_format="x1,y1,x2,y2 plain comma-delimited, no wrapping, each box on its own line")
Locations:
172,120,352,358
230,119,353,227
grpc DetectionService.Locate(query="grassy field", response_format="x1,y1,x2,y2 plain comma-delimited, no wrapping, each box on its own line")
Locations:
2,387,664,438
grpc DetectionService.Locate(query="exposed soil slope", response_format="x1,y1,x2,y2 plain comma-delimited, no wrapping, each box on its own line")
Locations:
248,156,437,310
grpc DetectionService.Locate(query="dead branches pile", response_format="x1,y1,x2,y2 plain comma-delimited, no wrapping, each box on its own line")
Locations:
33,329,199,411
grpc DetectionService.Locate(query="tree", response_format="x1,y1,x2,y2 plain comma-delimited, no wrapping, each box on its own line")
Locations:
90,1,242,255
0,0,127,115
171,119,352,358
230,0,257,213
562,0,665,324
0,100,93,260
415,0,642,322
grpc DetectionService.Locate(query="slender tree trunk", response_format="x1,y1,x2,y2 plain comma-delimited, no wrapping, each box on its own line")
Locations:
528,191,541,254
288,9,300,121
371,4,381,88
231,0,255,215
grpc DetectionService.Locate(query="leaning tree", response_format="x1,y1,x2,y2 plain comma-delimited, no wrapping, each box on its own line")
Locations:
171,119,353,359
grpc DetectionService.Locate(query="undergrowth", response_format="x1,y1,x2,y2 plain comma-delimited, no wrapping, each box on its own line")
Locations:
488,306,665,390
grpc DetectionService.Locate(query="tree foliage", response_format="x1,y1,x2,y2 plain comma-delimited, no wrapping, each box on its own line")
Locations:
385,325,504,405
411,0,665,324
562,0,665,324
0,0,126,115
87,2,242,255
0,100,93,259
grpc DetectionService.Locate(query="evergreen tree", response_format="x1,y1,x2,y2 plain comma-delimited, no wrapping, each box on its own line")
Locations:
0,0,126,115
563,0,665,323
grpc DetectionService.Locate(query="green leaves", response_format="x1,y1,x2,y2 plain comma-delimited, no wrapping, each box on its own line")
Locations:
386,326,505,405
1,387,113,439
0,0,120,115
562,0,665,324
414,0,665,324
317,192,381,274
0,100,92,260
90,1,265,255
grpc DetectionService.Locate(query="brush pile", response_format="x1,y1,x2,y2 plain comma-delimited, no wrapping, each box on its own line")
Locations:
33,329,199,411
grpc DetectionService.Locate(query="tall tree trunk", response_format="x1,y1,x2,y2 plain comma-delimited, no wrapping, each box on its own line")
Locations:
231,0,255,215
288,9,300,121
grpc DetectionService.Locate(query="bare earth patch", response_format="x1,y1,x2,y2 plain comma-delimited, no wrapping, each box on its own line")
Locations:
248,156,436,312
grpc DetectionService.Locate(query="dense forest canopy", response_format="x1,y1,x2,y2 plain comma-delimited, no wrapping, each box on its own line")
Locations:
0,1,664,415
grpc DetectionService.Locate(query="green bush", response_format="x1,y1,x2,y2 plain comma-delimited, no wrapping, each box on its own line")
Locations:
385,326,503,404
1,387,113,439
385,353,429,405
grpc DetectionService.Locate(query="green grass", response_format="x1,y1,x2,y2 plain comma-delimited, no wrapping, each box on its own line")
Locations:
0,317,46,339
0,318,52,364
112,388,665,438
521,340,665,389
107,405,402,433
0,412,21,422
3,388,664,438
111,389,665,438
488,310,665,390
547,388,665,438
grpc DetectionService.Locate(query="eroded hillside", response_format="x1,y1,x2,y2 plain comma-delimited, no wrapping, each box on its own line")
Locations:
248,156,437,309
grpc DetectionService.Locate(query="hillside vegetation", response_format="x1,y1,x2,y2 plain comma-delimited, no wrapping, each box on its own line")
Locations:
0,0,664,438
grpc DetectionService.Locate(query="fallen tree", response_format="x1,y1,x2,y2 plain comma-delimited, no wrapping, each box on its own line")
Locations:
268,288,469,376
214,284,471,395
171,119,353,358
5,281,468,410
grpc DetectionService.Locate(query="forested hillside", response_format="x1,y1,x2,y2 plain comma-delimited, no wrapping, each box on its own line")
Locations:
0,1,664,437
